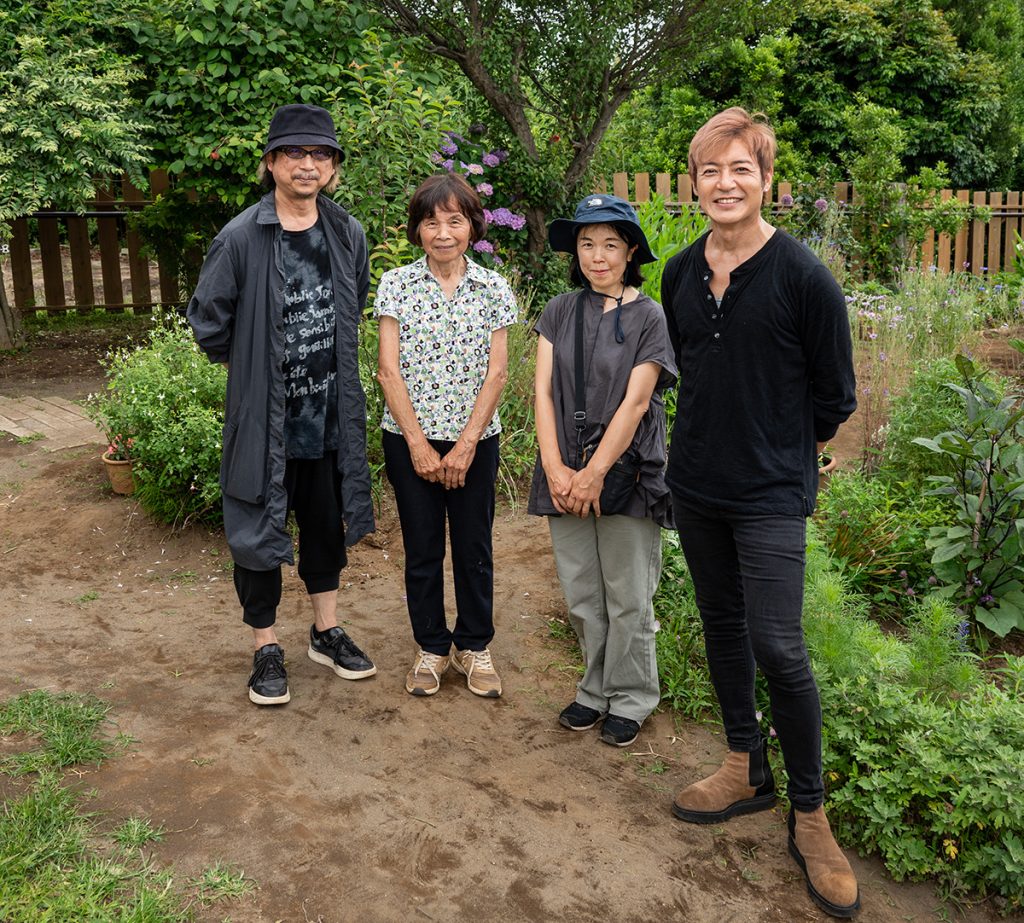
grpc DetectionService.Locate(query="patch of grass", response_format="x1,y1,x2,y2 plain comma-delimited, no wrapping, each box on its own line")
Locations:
0,690,194,922
14,432,44,445
0,690,110,776
193,862,256,905
546,615,575,644
75,591,100,604
111,816,165,849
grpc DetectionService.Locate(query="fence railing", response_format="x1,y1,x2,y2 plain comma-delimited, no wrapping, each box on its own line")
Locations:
3,170,180,315
4,172,1024,315
604,172,1024,276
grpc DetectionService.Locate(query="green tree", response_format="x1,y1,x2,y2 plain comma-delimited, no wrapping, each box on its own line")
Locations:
0,15,153,348
602,0,1020,188
375,0,757,256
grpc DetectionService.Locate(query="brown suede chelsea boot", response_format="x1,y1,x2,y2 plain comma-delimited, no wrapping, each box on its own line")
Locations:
671,739,777,824
788,807,860,918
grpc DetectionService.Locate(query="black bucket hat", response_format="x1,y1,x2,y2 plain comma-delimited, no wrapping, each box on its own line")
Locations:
548,194,655,264
263,104,342,158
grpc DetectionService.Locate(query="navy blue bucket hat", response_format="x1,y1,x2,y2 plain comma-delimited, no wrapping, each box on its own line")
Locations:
548,194,655,264
263,104,342,158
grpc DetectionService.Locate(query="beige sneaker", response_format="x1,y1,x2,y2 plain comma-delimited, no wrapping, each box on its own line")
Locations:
405,650,450,696
452,647,502,697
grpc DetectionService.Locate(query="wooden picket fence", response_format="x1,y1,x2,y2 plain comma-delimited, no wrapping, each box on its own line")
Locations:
4,170,180,315
606,172,1024,276
4,171,1024,314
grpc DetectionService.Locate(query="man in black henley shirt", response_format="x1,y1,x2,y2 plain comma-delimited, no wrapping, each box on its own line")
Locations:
661,107,859,919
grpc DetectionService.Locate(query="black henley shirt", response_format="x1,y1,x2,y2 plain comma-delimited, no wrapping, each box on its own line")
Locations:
661,229,856,516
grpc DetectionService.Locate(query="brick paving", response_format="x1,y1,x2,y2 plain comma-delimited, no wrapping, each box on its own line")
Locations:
0,393,104,451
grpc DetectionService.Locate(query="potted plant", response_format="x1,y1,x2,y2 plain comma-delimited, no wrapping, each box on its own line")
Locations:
100,432,135,495
817,443,839,490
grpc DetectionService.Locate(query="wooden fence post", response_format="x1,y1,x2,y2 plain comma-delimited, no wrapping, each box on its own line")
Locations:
972,190,987,274
954,190,970,271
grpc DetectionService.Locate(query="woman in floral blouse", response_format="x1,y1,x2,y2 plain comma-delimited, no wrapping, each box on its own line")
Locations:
376,173,518,699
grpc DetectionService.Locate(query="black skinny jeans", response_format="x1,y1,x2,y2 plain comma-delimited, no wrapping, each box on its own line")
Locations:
383,430,499,655
673,496,824,811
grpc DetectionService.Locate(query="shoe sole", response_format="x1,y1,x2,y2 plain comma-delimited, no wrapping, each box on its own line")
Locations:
248,688,290,705
788,836,861,918
672,792,778,825
559,715,604,731
600,730,639,747
450,658,501,697
307,646,378,680
405,679,442,696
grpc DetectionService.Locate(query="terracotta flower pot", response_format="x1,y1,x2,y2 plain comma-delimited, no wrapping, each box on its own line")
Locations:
818,453,838,490
101,450,135,495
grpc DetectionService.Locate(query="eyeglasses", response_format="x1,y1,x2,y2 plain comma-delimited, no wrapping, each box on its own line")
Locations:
277,146,334,162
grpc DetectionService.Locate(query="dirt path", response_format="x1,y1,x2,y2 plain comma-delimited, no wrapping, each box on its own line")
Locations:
0,344,999,922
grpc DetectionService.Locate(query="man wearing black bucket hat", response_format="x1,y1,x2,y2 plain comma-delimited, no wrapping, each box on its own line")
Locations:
661,108,859,917
188,104,377,706
528,193,676,748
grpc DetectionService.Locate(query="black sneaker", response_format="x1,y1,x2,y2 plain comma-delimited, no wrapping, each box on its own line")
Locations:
600,714,641,747
248,644,290,705
308,625,377,680
559,701,605,731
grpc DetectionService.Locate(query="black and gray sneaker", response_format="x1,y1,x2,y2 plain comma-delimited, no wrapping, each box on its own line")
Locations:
248,643,290,705
600,714,641,747
308,625,377,680
559,701,605,731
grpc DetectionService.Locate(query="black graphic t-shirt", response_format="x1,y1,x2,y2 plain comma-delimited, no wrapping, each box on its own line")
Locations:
280,219,339,459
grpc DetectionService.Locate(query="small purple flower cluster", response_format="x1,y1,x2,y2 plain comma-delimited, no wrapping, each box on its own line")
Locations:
485,207,527,231
430,131,524,267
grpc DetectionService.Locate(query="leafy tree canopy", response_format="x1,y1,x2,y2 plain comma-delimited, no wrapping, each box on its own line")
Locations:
602,0,1023,187
375,0,762,252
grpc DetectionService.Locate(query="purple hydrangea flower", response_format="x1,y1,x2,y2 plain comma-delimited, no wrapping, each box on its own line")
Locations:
430,151,443,164
476,182,493,197
440,142,458,156
980,594,995,605
814,198,828,212
441,159,454,171
473,239,495,254
464,162,484,176
482,152,500,168
493,255,504,266
492,149,509,162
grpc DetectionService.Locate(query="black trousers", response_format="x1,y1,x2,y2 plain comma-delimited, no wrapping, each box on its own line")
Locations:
383,430,499,655
673,495,825,811
234,452,347,630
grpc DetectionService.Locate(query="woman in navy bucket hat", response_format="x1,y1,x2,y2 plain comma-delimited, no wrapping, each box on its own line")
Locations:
528,193,677,748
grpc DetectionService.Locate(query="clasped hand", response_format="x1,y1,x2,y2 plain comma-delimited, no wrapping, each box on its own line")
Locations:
546,463,603,518
410,439,476,489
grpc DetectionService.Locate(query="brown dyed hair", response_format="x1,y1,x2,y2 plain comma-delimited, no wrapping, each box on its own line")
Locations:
407,173,487,246
257,150,340,195
688,107,776,201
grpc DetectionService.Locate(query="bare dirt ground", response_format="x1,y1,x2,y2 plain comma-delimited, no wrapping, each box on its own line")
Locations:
0,329,1003,923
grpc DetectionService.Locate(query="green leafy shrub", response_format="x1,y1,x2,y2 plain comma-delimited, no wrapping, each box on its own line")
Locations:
804,539,1024,913
496,320,538,506
87,313,226,526
883,357,1009,487
633,195,707,304
915,349,1024,637
653,531,716,718
815,471,946,615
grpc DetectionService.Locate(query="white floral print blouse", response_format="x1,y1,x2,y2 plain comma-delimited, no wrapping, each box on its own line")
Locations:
375,256,518,441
